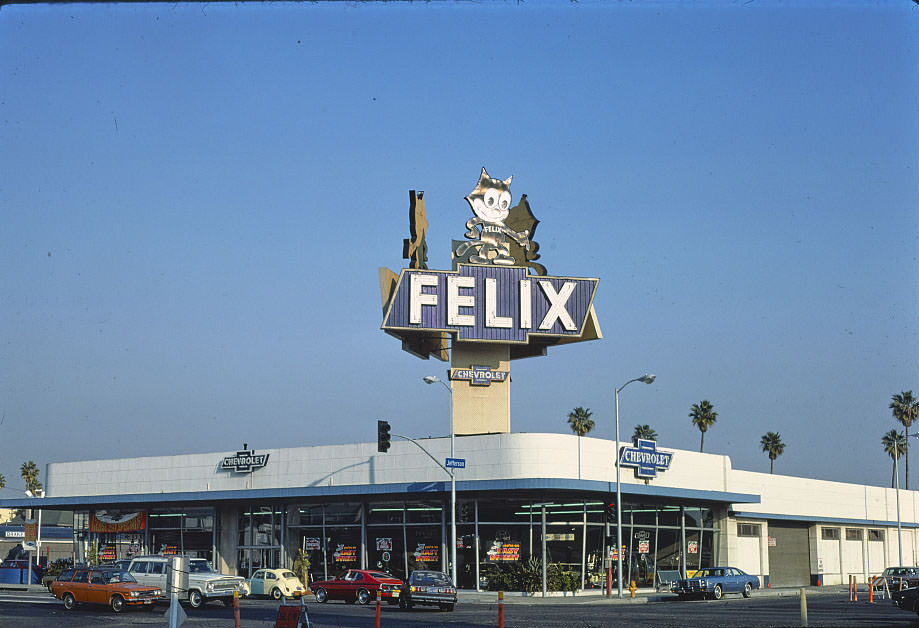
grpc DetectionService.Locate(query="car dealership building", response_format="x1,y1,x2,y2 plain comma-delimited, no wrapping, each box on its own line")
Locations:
1,432,916,591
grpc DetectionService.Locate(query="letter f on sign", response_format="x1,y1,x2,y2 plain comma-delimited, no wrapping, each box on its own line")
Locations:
410,274,439,324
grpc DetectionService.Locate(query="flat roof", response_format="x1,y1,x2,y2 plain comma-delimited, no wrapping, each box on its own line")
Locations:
0,477,759,510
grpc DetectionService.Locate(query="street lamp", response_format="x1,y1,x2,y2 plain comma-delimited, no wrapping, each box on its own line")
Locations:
614,373,655,599
423,375,458,589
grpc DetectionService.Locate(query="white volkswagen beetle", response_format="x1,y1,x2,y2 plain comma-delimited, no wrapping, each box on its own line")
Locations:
247,569,306,599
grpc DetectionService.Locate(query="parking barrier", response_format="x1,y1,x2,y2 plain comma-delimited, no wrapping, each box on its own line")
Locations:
498,590,504,628
868,577,874,603
234,590,241,628
800,588,808,627
375,589,381,628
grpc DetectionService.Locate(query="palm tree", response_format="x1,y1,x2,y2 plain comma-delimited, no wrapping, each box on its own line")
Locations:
567,407,595,437
20,460,42,494
882,429,907,489
891,391,919,489
689,400,718,453
632,424,658,442
760,432,786,474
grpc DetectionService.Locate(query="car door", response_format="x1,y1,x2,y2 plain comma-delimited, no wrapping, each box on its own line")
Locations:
88,570,108,604
129,561,150,587
69,569,90,603
251,570,265,596
728,568,744,593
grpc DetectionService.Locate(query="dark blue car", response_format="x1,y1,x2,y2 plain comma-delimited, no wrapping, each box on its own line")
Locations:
673,566,760,600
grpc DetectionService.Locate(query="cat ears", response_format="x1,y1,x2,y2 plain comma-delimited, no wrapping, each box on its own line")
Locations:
479,166,512,187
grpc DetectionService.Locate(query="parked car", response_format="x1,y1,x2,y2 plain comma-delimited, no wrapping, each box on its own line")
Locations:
894,585,919,615
399,570,456,611
311,569,402,605
49,567,162,613
877,566,919,591
248,568,306,599
673,566,760,600
127,555,248,609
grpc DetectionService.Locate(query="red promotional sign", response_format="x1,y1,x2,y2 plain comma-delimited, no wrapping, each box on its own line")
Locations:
89,511,147,533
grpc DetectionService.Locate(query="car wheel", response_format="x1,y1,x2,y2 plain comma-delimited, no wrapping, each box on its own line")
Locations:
356,588,371,605
62,593,76,611
270,587,282,600
440,603,455,612
743,583,753,598
315,587,328,603
712,584,723,600
110,595,125,613
188,590,205,609
399,596,410,610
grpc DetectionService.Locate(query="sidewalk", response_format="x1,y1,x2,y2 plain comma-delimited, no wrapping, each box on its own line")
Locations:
456,584,853,604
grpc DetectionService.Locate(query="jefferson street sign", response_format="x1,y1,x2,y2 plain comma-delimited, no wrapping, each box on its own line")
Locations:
445,458,466,469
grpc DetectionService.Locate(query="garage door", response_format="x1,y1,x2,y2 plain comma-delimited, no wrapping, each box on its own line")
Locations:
767,521,811,587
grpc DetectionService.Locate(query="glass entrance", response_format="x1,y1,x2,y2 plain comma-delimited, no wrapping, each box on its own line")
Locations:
238,547,281,578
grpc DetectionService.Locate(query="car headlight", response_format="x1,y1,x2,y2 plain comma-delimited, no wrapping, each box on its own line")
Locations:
130,591,139,597
206,583,215,592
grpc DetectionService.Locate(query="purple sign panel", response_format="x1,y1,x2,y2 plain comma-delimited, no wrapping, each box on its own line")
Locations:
382,265,598,344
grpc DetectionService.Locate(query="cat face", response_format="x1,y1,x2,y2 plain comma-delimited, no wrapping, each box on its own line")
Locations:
466,167,513,223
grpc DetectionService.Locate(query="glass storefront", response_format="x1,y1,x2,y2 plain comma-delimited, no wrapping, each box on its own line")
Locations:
72,508,215,564
283,497,720,592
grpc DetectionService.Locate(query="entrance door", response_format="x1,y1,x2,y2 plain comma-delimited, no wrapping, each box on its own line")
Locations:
237,547,281,578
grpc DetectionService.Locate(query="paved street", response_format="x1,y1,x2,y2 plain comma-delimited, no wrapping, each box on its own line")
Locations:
0,587,914,628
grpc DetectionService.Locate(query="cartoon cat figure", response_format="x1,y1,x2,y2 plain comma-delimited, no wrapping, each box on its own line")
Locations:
459,167,531,265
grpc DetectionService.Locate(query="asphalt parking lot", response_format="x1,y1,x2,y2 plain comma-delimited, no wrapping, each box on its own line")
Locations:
0,584,915,627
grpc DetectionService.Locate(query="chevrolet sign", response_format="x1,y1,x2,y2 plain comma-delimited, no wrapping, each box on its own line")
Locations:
619,439,673,479
220,450,270,473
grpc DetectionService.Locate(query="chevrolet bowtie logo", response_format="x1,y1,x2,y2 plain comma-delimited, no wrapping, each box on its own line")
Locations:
220,450,270,473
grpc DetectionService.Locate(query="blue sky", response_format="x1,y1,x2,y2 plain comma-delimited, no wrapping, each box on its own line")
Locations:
1,1,917,498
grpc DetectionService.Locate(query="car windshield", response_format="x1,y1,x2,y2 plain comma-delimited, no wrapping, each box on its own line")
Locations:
104,571,137,584
189,561,216,573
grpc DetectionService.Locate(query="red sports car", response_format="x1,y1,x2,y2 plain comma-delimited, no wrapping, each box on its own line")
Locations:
311,569,402,605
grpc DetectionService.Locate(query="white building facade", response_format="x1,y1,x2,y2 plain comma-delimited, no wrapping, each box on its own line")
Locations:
3,432,915,590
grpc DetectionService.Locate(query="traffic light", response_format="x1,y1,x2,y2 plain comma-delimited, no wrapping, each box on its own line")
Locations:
377,420,391,453
606,503,617,523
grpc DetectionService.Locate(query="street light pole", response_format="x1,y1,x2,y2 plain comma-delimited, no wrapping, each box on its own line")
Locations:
614,374,656,599
895,451,903,566
424,375,457,588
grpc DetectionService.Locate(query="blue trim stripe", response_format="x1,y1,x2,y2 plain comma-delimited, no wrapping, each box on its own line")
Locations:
731,510,919,529
0,478,760,509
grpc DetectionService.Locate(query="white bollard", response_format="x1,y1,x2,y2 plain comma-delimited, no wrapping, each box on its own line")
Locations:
800,587,808,627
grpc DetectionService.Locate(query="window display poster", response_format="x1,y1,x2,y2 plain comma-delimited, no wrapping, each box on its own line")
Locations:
485,541,520,562
303,537,321,551
638,540,650,554
412,543,439,563
333,544,358,563
687,541,698,554
376,537,393,551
